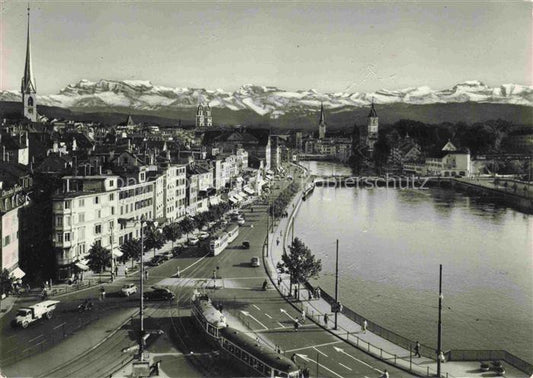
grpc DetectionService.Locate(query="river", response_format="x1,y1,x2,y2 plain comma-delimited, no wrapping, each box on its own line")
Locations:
295,161,533,362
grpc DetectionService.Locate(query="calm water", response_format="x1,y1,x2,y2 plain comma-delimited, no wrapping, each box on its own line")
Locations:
297,161,533,362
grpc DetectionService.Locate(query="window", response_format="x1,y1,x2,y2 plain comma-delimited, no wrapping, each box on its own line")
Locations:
109,221,114,230
94,196,99,204
78,213,85,222
79,199,85,207
56,233,63,243
119,236,123,245
3,235,10,247
111,207,115,215
79,227,85,240
109,236,113,245
95,239,102,247
109,193,114,201
110,180,115,187
95,224,102,234
66,216,71,226
56,216,63,226
120,206,123,215
64,232,70,242
97,210,102,218
28,96,33,106
65,200,71,209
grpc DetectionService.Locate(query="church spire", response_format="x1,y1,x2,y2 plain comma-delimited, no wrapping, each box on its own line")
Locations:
319,102,326,124
368,97,377,118
22,4,36,94
21,4,37,122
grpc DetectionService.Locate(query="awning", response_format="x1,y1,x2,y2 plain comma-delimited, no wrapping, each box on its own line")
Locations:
75,263,89,271
243,186,255,195
238,191,248,198
112,250,124,258
233,194,244,201
10,267,25,279
228,197,238,204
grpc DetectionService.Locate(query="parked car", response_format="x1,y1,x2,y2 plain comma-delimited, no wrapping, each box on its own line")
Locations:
237,218,245,226
197,231,210,240
188,236,199,246
250,256,260,267
172,244,185,257
121,283,138,297
143,286,175,301
201,225,209,232
161,251,173,260
242,241,250,249
149,255,165,266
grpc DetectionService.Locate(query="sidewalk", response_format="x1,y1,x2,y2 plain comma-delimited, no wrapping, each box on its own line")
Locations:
264,164,528,378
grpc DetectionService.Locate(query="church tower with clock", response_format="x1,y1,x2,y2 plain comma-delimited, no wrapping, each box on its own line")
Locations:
21,6,37,122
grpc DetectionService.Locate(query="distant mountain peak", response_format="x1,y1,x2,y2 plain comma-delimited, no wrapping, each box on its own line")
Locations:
1,80,531,119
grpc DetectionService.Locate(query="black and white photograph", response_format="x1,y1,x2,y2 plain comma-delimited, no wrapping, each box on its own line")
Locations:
0,1,531,377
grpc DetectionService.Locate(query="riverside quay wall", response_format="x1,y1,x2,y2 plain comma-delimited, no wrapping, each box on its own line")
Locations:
312,175,533,214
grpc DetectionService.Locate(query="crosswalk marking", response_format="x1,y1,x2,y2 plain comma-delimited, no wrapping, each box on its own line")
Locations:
339,363,352,371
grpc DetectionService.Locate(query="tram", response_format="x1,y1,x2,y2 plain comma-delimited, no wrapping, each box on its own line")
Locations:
209,223,240,256
191,291,300,378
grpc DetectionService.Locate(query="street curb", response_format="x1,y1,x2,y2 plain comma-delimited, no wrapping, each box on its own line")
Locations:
263,167,426,377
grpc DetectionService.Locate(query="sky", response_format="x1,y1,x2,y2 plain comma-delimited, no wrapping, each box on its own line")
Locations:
0,0,531,94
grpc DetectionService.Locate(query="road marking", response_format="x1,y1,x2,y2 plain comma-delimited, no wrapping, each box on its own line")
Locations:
252,304,261,311
334,346,383,373
297,354,344,378
286,340,342,353
53,322,66,330
264,313,272,319
280,308,296,321
28,334,44,343
240,310,268,330
339,362,352,371
277,322,286,328
313,347,328,357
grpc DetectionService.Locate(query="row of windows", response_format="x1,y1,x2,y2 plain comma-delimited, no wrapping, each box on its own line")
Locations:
119,185,153,200
222,340,276,377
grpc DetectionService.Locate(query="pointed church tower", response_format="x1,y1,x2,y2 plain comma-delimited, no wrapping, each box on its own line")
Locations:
21,5,37,122
318,103,326,139
367,98,379,152
196,94,205,128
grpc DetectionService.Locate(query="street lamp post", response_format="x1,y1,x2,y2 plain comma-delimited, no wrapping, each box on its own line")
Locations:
139,221,146,360
437,264,443,376
334,239,339,330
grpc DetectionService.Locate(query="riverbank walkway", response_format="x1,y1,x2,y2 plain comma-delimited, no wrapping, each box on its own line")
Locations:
264,164,529,378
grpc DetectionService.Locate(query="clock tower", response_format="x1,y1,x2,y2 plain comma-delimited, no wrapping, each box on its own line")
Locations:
21,5,37,122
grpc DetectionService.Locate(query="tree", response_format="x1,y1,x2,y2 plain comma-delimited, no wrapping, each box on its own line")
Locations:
163,223,182,249
0,269,14,296
144,228,166,257
87,243,111,275
120,238,142,268
277,238,322,300
180,216,196,238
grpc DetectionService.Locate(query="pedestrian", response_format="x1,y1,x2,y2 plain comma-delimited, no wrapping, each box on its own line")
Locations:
276,238,280,246
380,369,389,378
362,319,368,333
144,270,149,280
277,276,282,286
302,367,310,378
414,341,421,358
316,287,321,299
115,265,118,277
301,309,306,323
291,353,297,362
324,313,329,327
125,269,128,277
308,290,312,301
294,287,298,299
251,207,254,213
293,319,299,331
438,351,445,363
100,286,106,300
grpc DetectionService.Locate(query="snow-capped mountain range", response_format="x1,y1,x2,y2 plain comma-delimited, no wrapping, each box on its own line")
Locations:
1,79,531,118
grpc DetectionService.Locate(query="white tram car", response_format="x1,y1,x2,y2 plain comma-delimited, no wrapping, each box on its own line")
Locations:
191,292,300,378
209,223,240,256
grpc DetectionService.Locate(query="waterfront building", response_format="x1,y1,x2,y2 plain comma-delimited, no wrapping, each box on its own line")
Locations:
21,6,38,122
